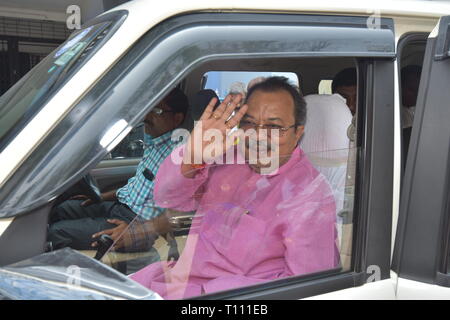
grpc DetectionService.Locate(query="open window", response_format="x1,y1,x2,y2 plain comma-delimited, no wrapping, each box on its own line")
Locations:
0,12,395,299
397,32,428,174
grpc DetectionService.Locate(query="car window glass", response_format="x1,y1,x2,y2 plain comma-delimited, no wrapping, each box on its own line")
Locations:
203,71,299,100
109,123,145,159
94,67,358,298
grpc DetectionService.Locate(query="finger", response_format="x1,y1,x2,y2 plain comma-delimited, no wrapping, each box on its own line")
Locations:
91,241,98,248
199,97,218,121
80,199,93,207
221,94,243,122
70,195,88,200
92,229,113,238
92,231,103,238
211,95,232,120
107,219,125,226
225,103,248,128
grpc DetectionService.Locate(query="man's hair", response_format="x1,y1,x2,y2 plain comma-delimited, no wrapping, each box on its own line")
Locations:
164,87,189,117
332,68,357,93
245,76,307,126
401,65,422,86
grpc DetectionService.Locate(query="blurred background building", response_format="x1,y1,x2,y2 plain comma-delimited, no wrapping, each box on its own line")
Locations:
0,0,129,95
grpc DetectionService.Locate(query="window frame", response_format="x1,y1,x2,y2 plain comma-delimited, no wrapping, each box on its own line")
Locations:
392,16,450,287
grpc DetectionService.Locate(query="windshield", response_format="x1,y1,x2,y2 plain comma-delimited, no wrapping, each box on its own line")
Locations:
0,22,112,152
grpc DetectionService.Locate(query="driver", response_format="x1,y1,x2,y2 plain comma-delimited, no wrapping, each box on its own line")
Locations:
47,88,189,259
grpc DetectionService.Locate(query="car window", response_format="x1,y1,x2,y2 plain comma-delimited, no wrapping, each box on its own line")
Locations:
96,62,357,299
109,123,145,159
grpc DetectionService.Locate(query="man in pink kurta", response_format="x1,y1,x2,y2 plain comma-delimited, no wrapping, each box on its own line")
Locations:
130,77,339,299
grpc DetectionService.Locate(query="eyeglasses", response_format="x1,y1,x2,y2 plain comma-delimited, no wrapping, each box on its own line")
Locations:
150,107,175,115
239,120,297,136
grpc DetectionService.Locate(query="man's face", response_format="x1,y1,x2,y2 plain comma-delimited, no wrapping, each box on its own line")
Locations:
240,89,304,173
144,100,183,137
335,85,357,115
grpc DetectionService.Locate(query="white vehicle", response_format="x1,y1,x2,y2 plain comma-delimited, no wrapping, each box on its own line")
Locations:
0,0,450,300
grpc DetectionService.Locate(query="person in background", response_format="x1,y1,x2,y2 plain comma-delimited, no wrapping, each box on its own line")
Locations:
48,88,189,262
401,65,422,166
332,68,357,116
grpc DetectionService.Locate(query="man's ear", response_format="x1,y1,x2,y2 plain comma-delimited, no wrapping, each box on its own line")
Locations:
295,125,305,143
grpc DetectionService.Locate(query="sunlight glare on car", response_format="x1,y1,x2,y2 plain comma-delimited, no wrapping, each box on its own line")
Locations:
100,119,131,152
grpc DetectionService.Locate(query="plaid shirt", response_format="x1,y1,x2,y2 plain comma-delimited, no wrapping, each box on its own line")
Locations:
116,130,177,220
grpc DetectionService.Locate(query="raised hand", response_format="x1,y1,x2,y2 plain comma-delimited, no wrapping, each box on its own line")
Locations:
182,94,248,176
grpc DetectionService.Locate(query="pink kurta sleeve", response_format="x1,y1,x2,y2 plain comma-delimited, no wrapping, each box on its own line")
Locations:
154,144,210,212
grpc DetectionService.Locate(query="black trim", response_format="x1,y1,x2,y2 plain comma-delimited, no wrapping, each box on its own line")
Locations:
356,59,394,281
391,32,428,273
193,270,365,300
393,26,450,285
352,60,371,275
366,60,394,280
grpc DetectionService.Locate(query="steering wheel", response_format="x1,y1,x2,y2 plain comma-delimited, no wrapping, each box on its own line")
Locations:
76,174,102,203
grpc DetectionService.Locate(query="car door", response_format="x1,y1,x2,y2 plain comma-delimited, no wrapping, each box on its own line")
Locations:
392,16,450,299
0,10,396,299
